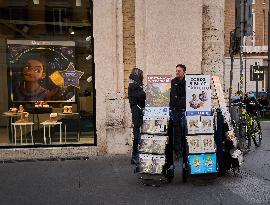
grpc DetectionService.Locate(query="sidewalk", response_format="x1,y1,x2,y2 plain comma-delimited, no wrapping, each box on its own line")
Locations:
0,156,249,205
0,122,269,205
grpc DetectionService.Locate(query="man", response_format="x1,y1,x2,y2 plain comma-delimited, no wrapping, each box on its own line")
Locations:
128,68,146,164
169,64,187,160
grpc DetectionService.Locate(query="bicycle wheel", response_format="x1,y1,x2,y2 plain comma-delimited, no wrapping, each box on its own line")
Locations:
236,122,251,154
252,120,262,147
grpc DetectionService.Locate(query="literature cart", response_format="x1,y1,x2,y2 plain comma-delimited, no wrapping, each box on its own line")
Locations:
183,75,218,181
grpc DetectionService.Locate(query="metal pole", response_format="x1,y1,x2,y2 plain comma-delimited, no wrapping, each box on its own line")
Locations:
244,0,247,94
229,31,235,111
256,80,259,98
239,0,245,97
268,0,270,100
245,57,247,93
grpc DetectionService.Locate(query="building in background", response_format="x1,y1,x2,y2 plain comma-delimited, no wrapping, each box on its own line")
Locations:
0,0,225,160
224,0,269,95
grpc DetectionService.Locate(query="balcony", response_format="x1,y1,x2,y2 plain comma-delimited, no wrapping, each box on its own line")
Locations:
243,46,268,53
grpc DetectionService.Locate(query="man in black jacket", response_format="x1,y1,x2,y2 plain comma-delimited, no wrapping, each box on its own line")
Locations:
128,68,146,164
169,64,187,160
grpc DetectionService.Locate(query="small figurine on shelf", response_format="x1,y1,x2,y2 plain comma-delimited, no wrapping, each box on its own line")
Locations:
42,101,49,108
9,107,18,114
46,113,58,123
63,106,72,114
35,101,40,108
16,112,30,123
35,101,49,108
18,105,24,113
3,107,18,116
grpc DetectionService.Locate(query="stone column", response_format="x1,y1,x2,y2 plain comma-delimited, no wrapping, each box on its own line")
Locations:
202,0,225,87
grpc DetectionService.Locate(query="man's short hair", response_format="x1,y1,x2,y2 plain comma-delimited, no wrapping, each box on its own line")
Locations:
176,64,186,72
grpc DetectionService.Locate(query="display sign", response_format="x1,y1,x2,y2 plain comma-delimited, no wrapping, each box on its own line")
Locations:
250,65,264,81
145,75,171,117
188,153,217,174
139,135,168,154
186,115,214,134
186,75,212,116
7,40,82,102
146,75,171,107
139,154,166,174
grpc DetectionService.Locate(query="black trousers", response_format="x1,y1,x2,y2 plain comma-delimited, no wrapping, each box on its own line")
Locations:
131,106,143,159
172,110,187,155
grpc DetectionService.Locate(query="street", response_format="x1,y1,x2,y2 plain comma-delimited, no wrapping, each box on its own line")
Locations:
0,122,269,205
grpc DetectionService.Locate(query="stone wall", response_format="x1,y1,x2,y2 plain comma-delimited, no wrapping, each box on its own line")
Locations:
135,0,203,76
224,0,235,56
202,0,225,86
123,0,136,95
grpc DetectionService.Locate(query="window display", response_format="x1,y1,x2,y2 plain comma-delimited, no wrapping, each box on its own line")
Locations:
0,0,95,147
8,40,78,103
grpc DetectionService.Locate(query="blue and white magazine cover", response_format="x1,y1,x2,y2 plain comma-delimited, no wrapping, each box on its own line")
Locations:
186,75,212,116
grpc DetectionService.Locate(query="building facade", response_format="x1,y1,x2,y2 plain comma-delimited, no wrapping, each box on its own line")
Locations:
0,0,225,160
224,0,269,94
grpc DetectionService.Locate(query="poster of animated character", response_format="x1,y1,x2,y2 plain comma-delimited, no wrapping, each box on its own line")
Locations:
186,75,211,116
7,40,84,102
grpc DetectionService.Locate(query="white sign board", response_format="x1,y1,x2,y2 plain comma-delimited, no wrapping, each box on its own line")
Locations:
186,75,212,116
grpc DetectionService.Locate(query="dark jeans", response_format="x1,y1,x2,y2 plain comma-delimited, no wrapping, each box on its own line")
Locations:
172,110,187,157
131,106,143,160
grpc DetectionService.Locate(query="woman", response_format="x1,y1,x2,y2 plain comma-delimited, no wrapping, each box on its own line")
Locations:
128,68,146,164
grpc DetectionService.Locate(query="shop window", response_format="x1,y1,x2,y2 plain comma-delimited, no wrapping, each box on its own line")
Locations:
0,0,95,147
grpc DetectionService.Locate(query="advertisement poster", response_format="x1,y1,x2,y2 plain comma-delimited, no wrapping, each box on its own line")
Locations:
145,75,171,117
186,75,212,116
7,40,84,102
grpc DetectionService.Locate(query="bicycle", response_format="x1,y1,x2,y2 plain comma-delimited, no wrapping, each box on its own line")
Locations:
235,101,262,154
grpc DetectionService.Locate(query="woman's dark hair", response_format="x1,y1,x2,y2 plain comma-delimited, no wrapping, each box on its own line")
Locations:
131,67,143,82
176,64,186,72
20,53,47,72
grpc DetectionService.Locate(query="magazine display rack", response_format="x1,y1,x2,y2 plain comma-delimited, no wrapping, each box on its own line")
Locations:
183,75,218,181
136,75,173,186
137,116,174,186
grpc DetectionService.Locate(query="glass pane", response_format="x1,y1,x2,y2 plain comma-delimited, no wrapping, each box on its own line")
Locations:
0,0,95,147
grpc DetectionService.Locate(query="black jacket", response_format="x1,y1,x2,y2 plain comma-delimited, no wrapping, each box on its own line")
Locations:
169,77,186,111
128,73,146,109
